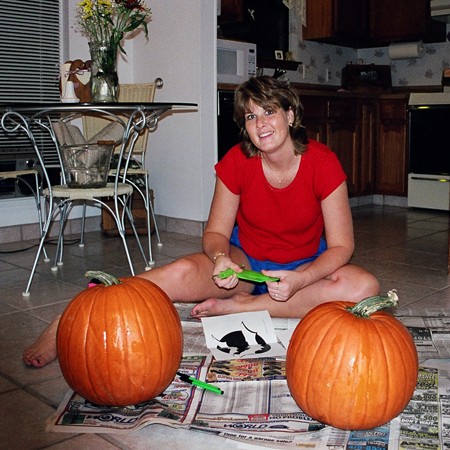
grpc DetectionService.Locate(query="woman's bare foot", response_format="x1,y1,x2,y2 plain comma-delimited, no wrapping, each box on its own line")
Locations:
23,316,61,368
191,292,257,318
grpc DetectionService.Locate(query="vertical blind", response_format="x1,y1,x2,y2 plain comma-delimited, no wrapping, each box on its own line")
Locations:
0,0,60,162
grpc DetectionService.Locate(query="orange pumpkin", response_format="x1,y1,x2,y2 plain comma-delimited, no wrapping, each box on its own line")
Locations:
286,290,418,430
57,271,183,406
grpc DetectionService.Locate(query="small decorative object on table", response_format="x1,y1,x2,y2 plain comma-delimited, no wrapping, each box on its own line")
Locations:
75,0,152,103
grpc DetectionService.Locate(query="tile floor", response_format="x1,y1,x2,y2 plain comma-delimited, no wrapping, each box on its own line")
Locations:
0,205,449,449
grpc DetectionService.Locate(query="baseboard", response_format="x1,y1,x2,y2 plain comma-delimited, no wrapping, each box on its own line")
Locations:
349,195,408,208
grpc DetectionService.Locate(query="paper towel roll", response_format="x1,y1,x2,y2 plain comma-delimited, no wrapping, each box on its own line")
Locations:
388,41,424,60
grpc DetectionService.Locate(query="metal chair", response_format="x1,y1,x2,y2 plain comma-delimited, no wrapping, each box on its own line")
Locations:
81,80,163,269
0,168,49,262
22,112,145,296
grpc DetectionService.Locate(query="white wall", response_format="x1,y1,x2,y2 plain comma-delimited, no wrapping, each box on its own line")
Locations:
132,0,217,222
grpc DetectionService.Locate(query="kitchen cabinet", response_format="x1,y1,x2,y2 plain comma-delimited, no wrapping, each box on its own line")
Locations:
303,0,370,47
376,98,408,196
301,94,377,197
326,99,360,196
369,0,445,44
301,95,327,143
303,0,446,47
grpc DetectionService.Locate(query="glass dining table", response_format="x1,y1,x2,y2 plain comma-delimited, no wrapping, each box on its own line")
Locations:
0,101,197,295
0,101,197,187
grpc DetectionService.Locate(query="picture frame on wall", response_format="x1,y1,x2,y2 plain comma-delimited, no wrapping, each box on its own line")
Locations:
275,50,283,60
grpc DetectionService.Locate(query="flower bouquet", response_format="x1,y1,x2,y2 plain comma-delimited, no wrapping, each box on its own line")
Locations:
75,0,152,102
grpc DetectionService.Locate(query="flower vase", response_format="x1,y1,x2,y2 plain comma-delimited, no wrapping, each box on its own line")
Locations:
89,41,119,103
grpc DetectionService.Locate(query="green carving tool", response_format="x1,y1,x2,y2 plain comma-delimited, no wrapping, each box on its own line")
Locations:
217,268,279,283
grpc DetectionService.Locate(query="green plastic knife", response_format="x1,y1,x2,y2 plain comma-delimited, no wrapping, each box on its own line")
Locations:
217,268,280,283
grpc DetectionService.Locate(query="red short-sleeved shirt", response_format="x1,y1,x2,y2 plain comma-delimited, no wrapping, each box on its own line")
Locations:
215,140,347,263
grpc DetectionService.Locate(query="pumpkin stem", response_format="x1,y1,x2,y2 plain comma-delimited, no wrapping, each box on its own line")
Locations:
84,271,121,286
348,290,398,317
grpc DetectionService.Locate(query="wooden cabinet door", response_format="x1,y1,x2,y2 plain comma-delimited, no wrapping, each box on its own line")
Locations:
369,0,445,44
358,101,376,195
303,0,369,46
301,95,327,143
376,99,408,196
326,99,359,197
219,0,243,24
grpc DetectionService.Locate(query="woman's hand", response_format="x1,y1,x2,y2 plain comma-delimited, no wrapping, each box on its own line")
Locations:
264,270,302,302
212,255,243,290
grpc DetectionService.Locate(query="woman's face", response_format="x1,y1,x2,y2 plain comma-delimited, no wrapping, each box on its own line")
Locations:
244,100,294,155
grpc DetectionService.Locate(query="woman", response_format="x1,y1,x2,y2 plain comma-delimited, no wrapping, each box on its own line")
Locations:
23,76,379,368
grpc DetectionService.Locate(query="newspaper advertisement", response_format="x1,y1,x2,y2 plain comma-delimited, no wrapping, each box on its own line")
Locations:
47,310,450,449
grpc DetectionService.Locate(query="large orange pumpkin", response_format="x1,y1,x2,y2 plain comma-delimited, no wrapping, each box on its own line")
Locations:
286,290,418,430
57,271,183,406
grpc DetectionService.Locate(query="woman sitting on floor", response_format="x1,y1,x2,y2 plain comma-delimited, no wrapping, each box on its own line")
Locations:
23,75,379,368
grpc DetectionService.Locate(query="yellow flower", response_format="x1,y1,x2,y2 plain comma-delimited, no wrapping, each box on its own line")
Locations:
75,0,151,53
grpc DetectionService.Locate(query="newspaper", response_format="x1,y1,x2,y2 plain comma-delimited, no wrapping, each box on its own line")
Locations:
47,309,450,449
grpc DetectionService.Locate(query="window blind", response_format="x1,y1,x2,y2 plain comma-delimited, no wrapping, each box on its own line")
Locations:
0,0,60,163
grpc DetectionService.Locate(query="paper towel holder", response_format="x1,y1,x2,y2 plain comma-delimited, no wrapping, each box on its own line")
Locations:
388,41,424,60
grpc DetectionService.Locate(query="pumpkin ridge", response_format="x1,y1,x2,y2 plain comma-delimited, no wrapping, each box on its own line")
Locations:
373,321,404,424
327,311,366,426
152,287,182,390
128,282,162,394
90,288,115,404
80,291,102,400
287,304,346,407
130,282,166,391
361,317,390,427
74,287,106,403
127,280,181,396
115,290,133,403
301,308,350,419
57,293,86,388
375,316,418,416
126,287,149,393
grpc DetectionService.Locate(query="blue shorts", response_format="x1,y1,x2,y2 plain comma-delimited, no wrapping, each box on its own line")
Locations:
230,226,327,294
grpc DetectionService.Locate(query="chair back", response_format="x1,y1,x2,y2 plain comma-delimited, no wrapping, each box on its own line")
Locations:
82,83,157,157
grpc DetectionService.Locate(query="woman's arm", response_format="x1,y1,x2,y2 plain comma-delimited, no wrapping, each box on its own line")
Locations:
299,181,355,286
202,178,240,264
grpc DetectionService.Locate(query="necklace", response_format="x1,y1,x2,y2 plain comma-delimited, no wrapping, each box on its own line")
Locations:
261,154,300,185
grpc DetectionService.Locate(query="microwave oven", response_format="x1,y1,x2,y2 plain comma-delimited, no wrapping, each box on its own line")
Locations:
217,39,257,84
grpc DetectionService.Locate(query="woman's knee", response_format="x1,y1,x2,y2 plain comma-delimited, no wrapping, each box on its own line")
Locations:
168,257,201,282
355,271,380,299
137,256,199,286
336,265,380,302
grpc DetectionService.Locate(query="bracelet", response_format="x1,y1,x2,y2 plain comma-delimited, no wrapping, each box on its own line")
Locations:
212,252,227,262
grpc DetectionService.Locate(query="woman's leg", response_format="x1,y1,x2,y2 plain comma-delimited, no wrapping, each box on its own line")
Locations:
136,249,253,301
23,247,252,368
23,315,61,367
191,263,380,318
